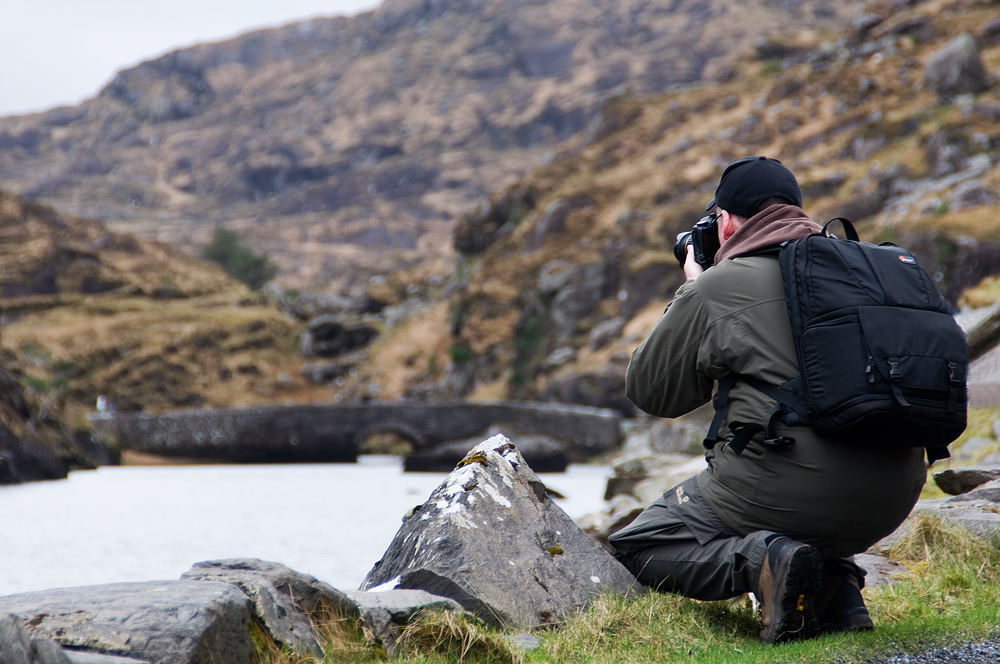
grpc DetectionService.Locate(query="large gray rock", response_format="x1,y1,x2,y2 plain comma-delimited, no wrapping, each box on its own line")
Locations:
0,582,252,664
873,483,1000,549
0,613,72,664
180,559,358,658
933,466,1000,495
343,590,462,657
360,435,638,629
924,34,991,100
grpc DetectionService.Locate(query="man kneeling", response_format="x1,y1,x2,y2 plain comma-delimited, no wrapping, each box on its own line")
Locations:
610,157,927,644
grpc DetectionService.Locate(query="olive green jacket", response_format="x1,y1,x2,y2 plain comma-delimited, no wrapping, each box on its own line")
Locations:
626,235,926,558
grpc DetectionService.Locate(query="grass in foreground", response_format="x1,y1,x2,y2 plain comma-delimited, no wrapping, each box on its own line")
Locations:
257,514,1000,664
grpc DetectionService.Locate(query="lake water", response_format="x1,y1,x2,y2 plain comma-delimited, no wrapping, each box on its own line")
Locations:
0,457,611,596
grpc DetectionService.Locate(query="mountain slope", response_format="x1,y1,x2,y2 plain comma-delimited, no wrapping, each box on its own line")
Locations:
0,0,853,292
331,0,1000,410
0,189,312,425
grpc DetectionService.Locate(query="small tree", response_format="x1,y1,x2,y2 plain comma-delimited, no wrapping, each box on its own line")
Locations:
202,227,277,290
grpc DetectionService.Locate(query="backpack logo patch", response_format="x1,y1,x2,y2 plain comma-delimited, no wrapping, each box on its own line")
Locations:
898,255,916,264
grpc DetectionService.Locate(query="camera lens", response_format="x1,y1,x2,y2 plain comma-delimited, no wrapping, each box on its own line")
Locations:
674,231,693,266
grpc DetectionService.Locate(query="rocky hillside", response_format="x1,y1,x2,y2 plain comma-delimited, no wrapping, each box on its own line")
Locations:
0,190,324,464
0,0,853,293
329,0,1000,412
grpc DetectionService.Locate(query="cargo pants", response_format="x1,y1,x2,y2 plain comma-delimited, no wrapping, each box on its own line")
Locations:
608,475,865,600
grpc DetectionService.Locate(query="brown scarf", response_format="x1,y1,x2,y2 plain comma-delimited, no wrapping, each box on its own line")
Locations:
714,204,822,265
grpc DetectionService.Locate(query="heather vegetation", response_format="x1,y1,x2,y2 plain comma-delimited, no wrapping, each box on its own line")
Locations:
202,227,278,290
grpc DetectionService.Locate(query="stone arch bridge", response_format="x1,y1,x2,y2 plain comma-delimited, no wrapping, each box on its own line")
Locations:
89,401,623,464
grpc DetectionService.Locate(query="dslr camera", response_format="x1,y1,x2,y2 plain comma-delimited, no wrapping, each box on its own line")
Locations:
673,213,720,271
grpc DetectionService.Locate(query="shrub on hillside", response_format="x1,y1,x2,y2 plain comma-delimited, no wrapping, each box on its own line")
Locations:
202,228,277,290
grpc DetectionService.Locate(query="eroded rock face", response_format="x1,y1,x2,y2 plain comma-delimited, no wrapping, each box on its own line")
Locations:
180,559,358,659
361,434,637,629
924,33,991,99
0,582,252,664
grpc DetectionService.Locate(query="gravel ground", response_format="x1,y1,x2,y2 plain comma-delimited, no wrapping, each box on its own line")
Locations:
866,640,1000,663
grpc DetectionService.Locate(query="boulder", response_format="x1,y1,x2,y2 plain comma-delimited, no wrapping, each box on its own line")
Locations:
404,432,567,473
952,436,997,461
933,466,1000,495
526,200,571,251
0,427,69,485
576,494,646,550
0,613,72,664
343,590,462,657
874,483,1000,549
180,559,358,658
0,582,252,664
587,317,625,351
361,435,638,629
853,554,907,588
923,34,991,100
543,262,605,342
298,316,379,358
545,367,634,414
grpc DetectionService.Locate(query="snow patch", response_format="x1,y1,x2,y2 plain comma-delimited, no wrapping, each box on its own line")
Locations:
483,482,512,508
370,576,402,592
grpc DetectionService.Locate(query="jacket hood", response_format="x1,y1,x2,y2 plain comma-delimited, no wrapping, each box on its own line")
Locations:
714,204,822,264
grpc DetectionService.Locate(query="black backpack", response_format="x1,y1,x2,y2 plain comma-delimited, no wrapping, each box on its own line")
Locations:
705,218,968,463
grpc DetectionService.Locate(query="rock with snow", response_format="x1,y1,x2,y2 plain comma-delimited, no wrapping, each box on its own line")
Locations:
181,559,357,658
360,435,637,629
343,590,462,657
924,33,991,100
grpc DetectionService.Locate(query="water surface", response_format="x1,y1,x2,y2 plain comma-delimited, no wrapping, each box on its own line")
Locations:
0,457,610,596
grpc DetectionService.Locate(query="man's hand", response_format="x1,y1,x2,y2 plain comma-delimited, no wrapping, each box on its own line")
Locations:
684,244,705,281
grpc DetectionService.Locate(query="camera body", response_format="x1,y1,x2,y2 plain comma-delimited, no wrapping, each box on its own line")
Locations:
674,213,721,271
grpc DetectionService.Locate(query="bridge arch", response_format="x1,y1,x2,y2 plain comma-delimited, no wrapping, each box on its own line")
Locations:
353,420,429,451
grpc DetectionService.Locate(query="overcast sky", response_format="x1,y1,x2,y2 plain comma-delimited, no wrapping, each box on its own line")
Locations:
0,0,381,117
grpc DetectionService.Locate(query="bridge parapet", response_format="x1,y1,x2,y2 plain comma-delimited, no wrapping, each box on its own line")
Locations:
88,401,623,464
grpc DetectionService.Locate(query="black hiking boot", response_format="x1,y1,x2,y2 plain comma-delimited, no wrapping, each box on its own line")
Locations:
814,563,874,633
755,537,824,644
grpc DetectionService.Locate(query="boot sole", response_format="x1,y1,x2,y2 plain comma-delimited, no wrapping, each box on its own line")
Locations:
762,545,824,644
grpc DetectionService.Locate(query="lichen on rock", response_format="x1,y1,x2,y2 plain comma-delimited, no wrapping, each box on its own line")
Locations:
361,434,637,629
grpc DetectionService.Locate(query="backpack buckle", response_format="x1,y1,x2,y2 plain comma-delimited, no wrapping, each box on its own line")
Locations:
888,359,902,381
948,361,963,386
763,436,795,448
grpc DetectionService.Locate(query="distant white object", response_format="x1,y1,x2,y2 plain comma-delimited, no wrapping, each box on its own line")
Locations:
95,396,112,414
